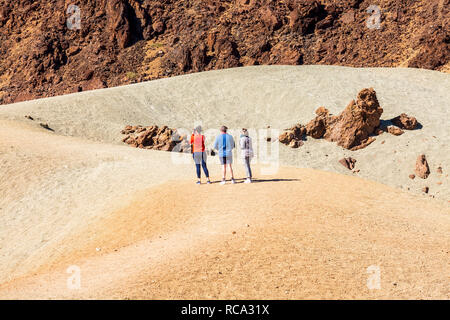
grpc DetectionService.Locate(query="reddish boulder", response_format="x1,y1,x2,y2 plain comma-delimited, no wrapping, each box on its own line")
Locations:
121,125,190,153
387,126,404,136
322,88,383,150
415,154,430,179
391,113,418,130
278,124,306,148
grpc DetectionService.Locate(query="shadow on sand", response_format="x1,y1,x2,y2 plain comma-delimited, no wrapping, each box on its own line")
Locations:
379,119,423,131
208,178,300,184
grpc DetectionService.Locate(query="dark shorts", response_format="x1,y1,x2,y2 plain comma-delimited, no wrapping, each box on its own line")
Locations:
220,155,233,165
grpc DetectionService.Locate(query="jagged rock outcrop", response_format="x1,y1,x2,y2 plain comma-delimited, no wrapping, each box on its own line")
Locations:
279,88,424,150
300,88,383,150
323,88,383,150
0,0,448,104
121,125,190,152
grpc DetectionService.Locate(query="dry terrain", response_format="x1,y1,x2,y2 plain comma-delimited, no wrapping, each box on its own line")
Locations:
0,66,448,299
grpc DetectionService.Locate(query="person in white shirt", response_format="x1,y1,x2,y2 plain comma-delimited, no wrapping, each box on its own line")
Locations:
239,128,254,183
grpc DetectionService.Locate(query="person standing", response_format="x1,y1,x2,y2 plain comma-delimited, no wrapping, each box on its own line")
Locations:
213,126,236,185
240,128,254,183
190,126,211,185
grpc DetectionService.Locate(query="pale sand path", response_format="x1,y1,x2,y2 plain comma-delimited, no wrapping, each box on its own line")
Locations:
0,119,449,299
0,66,449,199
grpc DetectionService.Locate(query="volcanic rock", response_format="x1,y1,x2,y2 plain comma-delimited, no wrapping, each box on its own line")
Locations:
339,157,357,170
278,124,306,148
1,1,449,104
387,126,404,136
121,125,190,153
415,154,430,179
391,113,419,130
298,88,383,150
323,88,383,150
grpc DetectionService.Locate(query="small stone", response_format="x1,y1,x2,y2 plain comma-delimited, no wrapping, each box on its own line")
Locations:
339,157,357,170
415,154,430,179
387,125,404,136
391,113,418,130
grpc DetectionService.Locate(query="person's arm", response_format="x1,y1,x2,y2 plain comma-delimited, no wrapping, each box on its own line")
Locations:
213,136,219,151
239,136,245,150
231,135,236,149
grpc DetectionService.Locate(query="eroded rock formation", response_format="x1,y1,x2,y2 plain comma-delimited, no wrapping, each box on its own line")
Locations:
121,125,190,152
280,88,384,150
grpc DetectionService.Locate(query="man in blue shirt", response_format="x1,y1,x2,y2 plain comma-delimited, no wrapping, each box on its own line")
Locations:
213,126,236,185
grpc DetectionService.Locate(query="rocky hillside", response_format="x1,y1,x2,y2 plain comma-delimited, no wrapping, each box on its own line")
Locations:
0,0,448,104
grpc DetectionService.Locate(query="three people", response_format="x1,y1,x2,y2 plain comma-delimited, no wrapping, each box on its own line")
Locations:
191,125,253,185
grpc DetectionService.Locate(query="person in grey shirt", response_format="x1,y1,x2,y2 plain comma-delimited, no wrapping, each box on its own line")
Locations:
239,128,254,183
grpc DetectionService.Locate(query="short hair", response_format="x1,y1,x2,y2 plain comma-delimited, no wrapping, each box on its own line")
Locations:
194,125,202,133
220,125,228,133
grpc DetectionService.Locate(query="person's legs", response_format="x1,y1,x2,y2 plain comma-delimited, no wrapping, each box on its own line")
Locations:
193,153,201,183
222,163,227,179
196,164,201,179
245,156,252,178
219,155,227,184
228,156,235,181
201,152,210,181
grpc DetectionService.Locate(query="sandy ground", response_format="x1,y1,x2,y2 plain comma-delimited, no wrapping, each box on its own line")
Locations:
0,66,449,299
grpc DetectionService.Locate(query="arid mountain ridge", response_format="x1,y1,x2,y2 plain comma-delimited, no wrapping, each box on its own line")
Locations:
0,0,448,104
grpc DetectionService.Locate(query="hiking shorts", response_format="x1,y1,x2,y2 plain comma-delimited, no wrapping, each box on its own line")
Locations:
220,155,233,165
